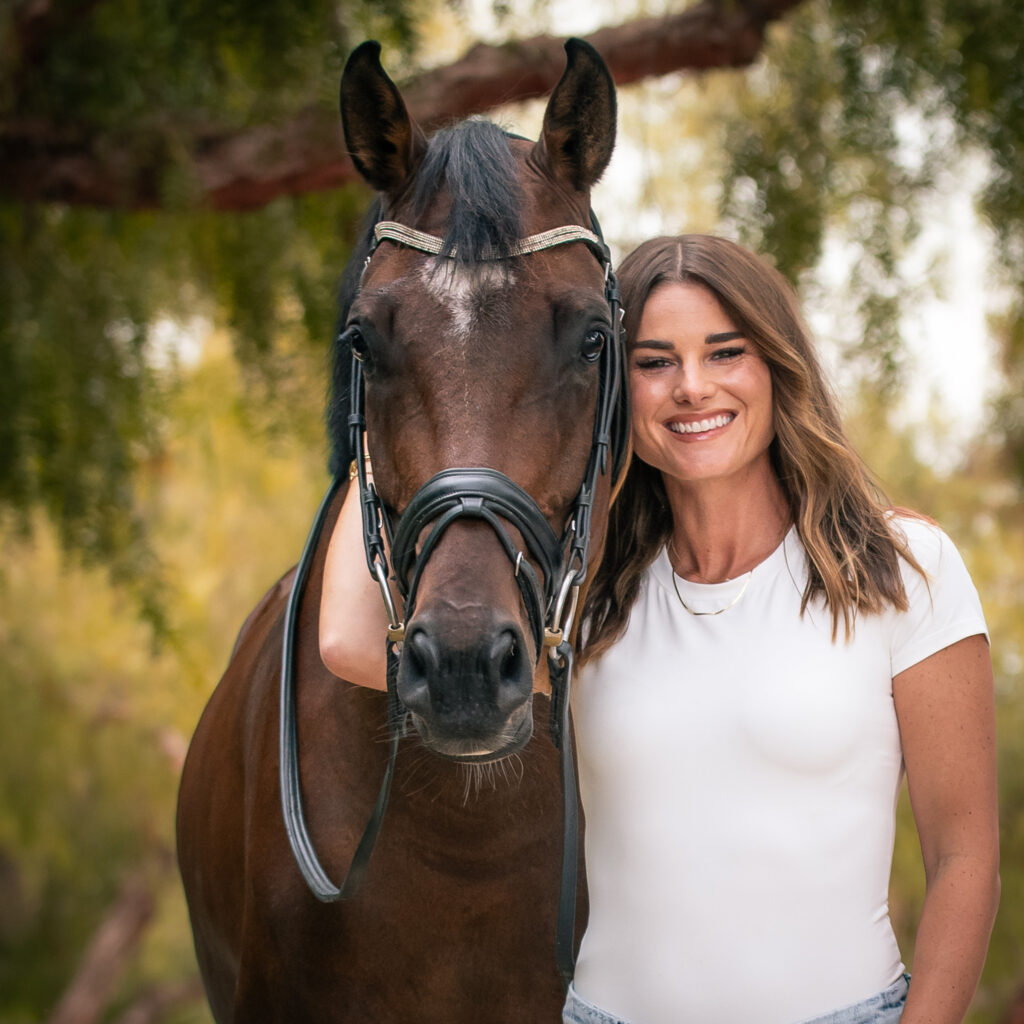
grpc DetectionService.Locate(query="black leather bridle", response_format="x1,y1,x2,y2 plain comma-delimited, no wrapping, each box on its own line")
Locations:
280,212,627,984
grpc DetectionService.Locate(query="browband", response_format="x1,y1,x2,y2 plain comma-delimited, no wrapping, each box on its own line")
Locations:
373,221,607,261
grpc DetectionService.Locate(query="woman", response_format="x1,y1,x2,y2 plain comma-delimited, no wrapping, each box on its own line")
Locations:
320,235,999,1023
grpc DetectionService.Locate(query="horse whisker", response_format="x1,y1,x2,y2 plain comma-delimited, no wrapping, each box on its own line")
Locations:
459,751,526,804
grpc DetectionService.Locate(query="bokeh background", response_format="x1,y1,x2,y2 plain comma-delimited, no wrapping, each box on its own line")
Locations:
2,1,1022,1021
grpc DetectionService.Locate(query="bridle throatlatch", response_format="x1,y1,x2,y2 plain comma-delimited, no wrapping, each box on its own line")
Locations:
279,212,627,985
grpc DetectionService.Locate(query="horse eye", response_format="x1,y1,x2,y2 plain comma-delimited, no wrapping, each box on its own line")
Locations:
581,328,607,363
344,326,370,362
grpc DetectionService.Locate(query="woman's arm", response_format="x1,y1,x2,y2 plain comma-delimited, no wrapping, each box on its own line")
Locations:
893,633,1000,1023
319,474,399,690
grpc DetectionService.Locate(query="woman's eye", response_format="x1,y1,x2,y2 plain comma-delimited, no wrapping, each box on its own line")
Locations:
710,346,745,361
581,328,607,363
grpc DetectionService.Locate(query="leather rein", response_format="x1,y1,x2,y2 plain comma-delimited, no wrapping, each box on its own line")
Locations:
280,212,626,985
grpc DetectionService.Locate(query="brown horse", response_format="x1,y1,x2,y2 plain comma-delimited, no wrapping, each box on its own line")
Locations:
177,38,621,1023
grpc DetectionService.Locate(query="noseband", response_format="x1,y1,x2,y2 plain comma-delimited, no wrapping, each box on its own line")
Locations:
280,212,626,984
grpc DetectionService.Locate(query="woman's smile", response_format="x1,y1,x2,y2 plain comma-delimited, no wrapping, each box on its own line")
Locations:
666,411,737,437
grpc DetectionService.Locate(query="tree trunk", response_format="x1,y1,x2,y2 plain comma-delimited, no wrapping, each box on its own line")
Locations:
109,979,206,1024
0,0,806,211
1003,984,1024,1024
46,874,155,1024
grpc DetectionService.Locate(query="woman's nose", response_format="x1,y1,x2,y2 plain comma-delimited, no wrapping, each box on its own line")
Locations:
672,362,713,404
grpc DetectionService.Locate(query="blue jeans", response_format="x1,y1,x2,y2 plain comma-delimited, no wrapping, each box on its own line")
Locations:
562,974,911,1024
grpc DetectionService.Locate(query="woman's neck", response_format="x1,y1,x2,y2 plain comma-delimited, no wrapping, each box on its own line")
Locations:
662,462,791,584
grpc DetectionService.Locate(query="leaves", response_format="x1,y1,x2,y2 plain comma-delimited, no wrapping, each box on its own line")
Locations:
0,336,326,1022
719,0,1024,473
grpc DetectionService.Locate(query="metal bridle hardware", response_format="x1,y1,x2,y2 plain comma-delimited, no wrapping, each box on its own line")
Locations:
279,210,626,987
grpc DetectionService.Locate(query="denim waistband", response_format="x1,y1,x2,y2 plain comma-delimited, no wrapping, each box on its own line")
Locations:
796,974,910,1024
563,974,911,1024
562,984,629,1024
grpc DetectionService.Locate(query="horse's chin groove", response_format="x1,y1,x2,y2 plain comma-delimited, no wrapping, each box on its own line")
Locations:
411,702,533,763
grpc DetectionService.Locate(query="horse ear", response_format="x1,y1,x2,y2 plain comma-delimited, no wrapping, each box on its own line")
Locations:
534,38,617,192
340,40,427,194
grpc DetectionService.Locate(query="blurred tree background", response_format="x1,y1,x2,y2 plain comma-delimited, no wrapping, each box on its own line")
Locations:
1,0,1022,1021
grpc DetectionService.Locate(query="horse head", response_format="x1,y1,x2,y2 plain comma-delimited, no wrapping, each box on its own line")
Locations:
333,39,620,762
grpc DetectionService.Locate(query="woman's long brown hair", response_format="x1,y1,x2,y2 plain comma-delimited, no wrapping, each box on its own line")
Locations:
580,235,924,665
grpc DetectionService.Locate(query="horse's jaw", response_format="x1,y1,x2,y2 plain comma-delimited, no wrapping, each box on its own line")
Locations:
409,699,534,763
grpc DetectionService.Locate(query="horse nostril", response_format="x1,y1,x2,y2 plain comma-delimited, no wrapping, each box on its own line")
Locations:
487,628,530,713
489,630,519,682
406,628,440,676
402,627,440,712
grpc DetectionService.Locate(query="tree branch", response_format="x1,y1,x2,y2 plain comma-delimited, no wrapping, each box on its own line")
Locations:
10,0,105,78
1003,984,1024,1024
45,873,156,1024
0,0,805,211
109,979,206,1024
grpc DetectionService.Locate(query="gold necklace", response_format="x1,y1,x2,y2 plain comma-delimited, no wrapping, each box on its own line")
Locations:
666,535,759,616
670,565,753,616
666,516,791,615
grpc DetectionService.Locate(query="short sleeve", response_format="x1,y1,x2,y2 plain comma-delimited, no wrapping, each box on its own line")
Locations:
889,517,988,677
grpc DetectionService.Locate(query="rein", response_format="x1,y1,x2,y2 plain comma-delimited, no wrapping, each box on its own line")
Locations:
280,212,626,985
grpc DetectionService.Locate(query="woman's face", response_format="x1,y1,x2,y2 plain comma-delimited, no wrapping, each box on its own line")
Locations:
629,281,776,489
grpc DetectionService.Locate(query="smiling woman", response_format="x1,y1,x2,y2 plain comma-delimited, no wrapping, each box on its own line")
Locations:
568,234,999,1024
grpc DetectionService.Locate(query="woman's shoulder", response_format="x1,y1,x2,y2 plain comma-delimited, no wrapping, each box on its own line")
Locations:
885,510,984,616
883,511,987,673
886,509,959,571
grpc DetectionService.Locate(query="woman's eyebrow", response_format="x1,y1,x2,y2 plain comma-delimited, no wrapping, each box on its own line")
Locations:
706,331,744,344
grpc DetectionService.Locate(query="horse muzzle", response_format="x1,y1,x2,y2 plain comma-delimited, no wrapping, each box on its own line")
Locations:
397,613,535,761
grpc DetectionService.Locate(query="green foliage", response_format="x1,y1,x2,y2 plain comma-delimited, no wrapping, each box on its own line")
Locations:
0,0,385,585
0,522,182,1014
719,0,1024,424
3,0,418,130
0,186,366,616
0,338,325,1022
846,406,1024,1023
1,205,161,553
719,4,935,398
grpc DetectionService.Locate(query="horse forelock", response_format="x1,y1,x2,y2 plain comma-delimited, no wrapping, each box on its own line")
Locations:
410,120,525,264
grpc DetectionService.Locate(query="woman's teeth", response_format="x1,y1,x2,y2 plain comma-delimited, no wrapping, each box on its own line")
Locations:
669,413,734,435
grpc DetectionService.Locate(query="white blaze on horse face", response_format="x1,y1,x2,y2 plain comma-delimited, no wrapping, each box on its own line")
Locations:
419,261,516,340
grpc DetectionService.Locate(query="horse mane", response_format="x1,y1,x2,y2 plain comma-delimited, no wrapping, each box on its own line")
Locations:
326,120,525,478
410,119,525,263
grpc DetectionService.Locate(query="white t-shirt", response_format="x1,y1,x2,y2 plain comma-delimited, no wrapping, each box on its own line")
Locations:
572,517,987,1024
